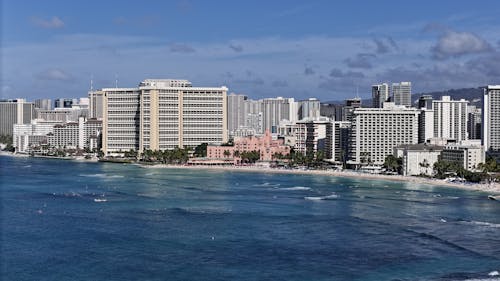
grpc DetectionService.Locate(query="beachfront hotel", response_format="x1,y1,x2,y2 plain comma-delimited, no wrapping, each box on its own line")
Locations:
482,85,500,151
348,102,420,169
100,79,228,155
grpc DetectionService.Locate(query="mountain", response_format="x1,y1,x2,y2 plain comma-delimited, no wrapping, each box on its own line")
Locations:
324,87,484,106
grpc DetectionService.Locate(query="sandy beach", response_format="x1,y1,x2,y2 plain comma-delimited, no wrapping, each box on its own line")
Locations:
141,163,500,194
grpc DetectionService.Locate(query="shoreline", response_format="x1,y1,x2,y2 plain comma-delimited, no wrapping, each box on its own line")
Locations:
141,163,500,194
2,151,499,194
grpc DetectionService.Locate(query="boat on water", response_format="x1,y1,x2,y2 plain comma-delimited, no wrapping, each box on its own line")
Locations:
94,198,107,202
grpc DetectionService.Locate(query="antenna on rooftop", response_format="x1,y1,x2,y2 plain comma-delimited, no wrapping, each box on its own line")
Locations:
90,73,94,92
115,73,118,88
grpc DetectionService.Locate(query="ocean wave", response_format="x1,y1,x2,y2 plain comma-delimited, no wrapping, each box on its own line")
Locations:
80,173,124,178
176,206,232,214
460,220,500,228
305,194,339,201
278,186,311,191
253,182,281,187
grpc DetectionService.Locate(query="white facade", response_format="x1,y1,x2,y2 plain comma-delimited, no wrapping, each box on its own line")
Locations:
227,93,248,137
441,140,485,171
13,121,56,152
294,117,330,156
102,79,228,154
432,96,468,142
483,85,500,151
394,144,443,176
298,98,320,120
325,121,350,163
419,108,434,143
348,102,420,166
392,82,412,107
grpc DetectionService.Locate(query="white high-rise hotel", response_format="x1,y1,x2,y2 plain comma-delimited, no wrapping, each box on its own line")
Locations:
348,102,420,166
483,85,500,151
99,79,228,155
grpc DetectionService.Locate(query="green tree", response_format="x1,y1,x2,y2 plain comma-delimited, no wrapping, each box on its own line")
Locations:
223,150,231,158
193,143,208,157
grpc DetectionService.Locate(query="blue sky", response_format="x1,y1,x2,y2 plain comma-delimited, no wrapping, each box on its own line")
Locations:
2,0,500,101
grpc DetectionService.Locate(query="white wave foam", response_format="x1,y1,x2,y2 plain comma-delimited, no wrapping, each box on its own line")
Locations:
305,193,338,201
462,220,500,228
145,172,155,176
489,271,499,277
464,278,500,281
280,186,311,191
80,173,124,178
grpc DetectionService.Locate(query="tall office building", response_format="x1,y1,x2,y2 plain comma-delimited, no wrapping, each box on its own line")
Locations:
432,96,468,142
483,85,500,151
348,102,420,167
102,79,228,155
89,91,104,120
0,99,35,135
227,93,247,137
372,83,389,108
392,82,412,107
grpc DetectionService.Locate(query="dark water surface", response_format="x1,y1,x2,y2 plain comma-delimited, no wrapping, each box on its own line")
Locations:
1,156,499,281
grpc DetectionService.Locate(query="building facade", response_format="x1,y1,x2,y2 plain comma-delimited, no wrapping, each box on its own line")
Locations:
482,85,500,151
348,103,420,167
372,83,390,108
392,82,412,107
0,99,35,135
102,79,228,155
432,96,468,142
441,140,485,172
394,144,443,176
206,130,290,163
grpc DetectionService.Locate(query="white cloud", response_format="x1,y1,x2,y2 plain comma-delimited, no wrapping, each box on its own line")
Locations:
31,16,65,29
35,69,72,81
431,30,492,59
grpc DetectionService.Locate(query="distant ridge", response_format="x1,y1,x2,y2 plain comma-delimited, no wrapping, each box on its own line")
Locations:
324,87,484,106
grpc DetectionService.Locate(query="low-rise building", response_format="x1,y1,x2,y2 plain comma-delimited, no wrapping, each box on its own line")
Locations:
206,130,290,164
394,144,443,176
441,140,485,172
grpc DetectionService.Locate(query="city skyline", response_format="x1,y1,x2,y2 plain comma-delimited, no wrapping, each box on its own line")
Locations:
2,0,500,102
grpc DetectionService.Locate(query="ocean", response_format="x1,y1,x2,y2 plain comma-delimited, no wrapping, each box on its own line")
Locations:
1,155,499,281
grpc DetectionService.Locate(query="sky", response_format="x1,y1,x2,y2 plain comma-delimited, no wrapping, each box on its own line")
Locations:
1,0,500,102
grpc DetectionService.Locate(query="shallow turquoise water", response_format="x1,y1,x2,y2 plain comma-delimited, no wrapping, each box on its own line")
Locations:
1,156,499,280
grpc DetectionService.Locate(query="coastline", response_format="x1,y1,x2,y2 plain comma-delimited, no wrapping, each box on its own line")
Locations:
140,163,500,194
2,151,499,194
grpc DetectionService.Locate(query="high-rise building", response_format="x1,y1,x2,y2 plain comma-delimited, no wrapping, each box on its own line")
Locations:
298,98,320,120
348,102,420,168
342,98,361,122
0,99,35,135
418,95,433,109
392,82,412,107
261,97,293,134
325,121,350,164
293,117,330,156
34,99,52,110
102,79,228,155
372,83,389,108
89,91,104,120
227,93,247,137
54,98,74,108
467,105,482,140
482,85,500,151
432,96,468,142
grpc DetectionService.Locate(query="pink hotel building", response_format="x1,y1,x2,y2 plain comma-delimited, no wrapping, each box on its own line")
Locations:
207,130,290,163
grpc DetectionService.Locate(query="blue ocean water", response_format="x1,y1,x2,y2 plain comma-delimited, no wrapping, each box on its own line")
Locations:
1,155,499,281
